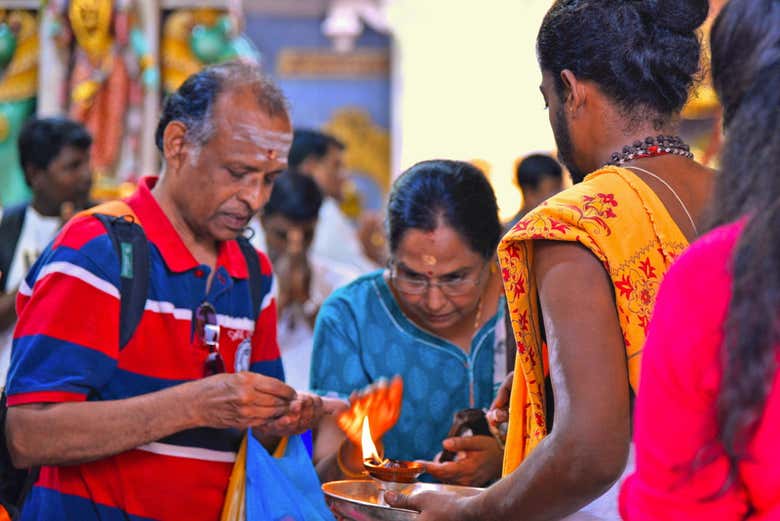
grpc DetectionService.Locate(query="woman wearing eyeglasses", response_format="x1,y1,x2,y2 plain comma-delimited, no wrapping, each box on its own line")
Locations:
310,159,509,487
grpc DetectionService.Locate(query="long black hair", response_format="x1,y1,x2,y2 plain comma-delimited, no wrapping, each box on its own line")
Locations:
537,0,708,128
709,0,780,488
387,160,501,260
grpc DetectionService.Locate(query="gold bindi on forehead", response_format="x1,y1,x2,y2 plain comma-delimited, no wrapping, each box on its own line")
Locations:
422,254,437,266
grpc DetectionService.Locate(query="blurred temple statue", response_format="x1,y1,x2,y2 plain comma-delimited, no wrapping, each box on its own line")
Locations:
39,0,158,183
0,9,38,207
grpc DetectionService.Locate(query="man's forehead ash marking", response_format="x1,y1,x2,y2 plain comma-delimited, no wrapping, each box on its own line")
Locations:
231,123,292,164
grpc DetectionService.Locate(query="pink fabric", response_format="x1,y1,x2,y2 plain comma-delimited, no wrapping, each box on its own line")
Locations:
620,221,780,520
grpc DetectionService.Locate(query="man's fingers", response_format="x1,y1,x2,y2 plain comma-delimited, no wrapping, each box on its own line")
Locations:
247,374,297,401
322,397,348,415
419,460,457,481
384,491,420,512
490,386,510,410
442,435,494,452
489,371,514,410
486,407,508,427
245,404,290,423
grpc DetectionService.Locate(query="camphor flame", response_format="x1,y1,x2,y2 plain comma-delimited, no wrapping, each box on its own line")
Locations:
361,416,384,464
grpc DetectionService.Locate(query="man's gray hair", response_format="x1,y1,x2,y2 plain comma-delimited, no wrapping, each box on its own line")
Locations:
154,61,289,153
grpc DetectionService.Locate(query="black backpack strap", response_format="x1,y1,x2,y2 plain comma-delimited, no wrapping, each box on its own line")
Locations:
236,236,263,320
0,204,28,292
94,214,150,350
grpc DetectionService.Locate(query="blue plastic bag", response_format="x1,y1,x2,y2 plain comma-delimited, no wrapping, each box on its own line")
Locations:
245,433,335,521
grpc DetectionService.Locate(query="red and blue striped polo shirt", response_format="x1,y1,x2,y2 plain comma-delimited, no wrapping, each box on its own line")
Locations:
6,176,283,521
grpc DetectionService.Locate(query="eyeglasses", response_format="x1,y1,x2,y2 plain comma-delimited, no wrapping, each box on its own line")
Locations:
195,302,225,376
389,261,487,297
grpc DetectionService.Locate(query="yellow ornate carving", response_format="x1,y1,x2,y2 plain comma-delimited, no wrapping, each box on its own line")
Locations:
324,108,391,191
0,10,38,103
68,0,113,63
682,1,726,119
161,8,223,93
0,113,9,142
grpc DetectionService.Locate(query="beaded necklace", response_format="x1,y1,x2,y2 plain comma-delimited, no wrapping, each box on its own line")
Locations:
605,135,694,166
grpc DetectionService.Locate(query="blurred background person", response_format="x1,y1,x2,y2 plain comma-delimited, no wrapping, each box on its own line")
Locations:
311,159,510,487
289,129,381,273
506,153,565,230
248,128,381,273
260,170,358,391
621,0,780,518
0,116,93,388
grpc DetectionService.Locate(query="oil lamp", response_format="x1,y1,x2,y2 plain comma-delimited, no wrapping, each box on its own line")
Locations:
361,417,424,492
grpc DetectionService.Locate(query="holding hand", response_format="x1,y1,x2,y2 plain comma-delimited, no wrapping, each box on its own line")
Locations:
259,391,326,437
384,488,481,521
189,372,325,436
421,435,502,487
190,371,297,430
486,370,513,428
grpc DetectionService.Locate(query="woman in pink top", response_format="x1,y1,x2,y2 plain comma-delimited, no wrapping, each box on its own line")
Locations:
620,0,780,518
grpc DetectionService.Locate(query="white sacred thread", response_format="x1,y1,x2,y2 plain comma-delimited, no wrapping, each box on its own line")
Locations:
625,165,698,235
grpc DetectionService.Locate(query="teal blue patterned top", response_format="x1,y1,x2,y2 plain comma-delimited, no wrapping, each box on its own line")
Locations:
310,270,508,463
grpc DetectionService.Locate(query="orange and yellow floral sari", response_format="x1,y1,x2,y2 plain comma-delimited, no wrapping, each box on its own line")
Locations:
499,166,689,475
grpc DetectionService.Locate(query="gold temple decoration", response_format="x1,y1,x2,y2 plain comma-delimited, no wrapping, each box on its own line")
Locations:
68,0,113,63
682,0,728,119
324,108,391,191
0,10,38,103
161,8,223,93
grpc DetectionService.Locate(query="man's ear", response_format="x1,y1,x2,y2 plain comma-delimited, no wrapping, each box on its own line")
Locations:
25,164,44,191
298,156,319,176
162,121,189,172
560,69,587,117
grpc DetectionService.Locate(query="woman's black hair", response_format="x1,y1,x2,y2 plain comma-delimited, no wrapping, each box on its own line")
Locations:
387,160,501,260
706,0,780,492
537,0,708,128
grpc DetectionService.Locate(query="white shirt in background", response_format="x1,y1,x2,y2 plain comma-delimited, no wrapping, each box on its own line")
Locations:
1,206,61,387
312,198,377,274
246,215,360,390
249,199,377,275
277,257,358,391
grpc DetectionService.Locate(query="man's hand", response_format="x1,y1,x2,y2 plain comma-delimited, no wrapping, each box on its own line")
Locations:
189,371,298,429
421,435,502,486
385,489,480,521
257,391,326,437
486,371,513,428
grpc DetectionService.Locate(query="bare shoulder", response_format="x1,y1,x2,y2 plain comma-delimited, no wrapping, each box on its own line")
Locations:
534,239,608,277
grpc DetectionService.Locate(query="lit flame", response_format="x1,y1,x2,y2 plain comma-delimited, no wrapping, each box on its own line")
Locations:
361,416,384,463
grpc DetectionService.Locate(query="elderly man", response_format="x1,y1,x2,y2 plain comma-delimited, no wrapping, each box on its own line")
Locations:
4,62,325,520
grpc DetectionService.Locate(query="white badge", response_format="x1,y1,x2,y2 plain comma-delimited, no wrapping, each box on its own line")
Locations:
234,338,251,373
